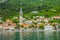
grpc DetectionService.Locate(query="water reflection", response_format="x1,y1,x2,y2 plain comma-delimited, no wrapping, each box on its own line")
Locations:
0,31,15,40
0,31,60,40
14,32,20,40
44,31,60,40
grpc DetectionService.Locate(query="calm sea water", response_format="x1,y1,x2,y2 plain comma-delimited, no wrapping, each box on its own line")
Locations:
0,31,60,40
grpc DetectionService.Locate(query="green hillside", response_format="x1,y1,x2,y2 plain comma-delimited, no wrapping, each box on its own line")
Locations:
0,0,60,20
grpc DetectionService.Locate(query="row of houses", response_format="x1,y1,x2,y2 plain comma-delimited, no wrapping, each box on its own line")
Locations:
0,16,60,30
0,19,16,30
20,16,60,30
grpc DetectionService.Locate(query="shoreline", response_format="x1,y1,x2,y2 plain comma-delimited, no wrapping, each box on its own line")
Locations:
0,28,60,32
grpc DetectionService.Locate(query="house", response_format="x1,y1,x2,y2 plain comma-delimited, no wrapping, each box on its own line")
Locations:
52,16,60,19
6,19,12,24
35,18,50,23
3,23,16,30
9,23,16,30
2,19,16,30
44,24,54,30
44,18,50,23
21,23,30,28
24,20,33,24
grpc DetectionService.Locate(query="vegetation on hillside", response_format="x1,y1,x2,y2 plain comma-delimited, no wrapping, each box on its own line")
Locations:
0,0,60,20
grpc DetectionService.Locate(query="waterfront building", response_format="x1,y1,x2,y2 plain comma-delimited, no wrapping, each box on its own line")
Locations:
44,24,54,30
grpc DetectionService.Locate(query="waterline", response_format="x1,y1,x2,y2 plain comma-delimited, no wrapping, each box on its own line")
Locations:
0,29,60,32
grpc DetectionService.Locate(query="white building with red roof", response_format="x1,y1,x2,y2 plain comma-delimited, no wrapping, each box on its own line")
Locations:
52,16,60,19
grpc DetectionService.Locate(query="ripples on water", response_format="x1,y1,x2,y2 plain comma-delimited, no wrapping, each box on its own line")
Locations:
0,31,60,40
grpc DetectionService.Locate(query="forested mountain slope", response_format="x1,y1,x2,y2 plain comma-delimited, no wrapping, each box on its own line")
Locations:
0,0,60,20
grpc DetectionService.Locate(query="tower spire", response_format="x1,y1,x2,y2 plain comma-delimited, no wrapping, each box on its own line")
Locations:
19,1,23,24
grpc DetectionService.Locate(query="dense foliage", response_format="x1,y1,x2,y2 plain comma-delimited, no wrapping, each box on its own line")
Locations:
0,0,60,20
